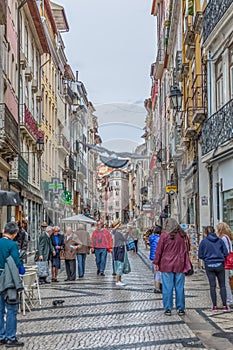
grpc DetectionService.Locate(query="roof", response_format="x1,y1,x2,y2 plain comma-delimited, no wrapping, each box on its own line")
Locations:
50,1,69,32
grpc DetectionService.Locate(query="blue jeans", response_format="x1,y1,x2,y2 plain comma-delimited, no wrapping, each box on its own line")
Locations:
94,248,107,273
162,272,185,311
77,254,87,277
0,294,18,341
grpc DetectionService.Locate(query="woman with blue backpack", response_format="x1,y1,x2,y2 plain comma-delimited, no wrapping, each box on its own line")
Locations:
149,225,162,293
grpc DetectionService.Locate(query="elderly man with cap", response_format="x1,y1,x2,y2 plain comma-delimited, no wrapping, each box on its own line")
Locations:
0,222,25,347
38,226,56,284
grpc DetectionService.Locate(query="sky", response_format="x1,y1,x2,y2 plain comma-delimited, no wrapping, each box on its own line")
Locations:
55,0,156,106
54,0,156,152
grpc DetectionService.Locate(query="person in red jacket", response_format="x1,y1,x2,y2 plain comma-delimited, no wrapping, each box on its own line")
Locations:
153,218,189,316
91,221,112,276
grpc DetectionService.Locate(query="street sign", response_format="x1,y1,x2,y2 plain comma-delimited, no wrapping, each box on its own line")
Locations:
166,185,177,195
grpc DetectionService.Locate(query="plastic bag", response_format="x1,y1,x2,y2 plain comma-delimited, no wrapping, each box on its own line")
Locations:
36,261,49,277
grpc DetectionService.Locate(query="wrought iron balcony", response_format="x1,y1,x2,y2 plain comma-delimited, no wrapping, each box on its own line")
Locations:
202,98,233,155
203,0,233,43
57,134,70,154
0,0,6,24
20,104,44,142
0,103,19,161
9,155,28,186
192,74,207,124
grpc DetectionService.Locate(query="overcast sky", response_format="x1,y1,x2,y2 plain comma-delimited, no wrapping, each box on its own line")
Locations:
55,0,156,106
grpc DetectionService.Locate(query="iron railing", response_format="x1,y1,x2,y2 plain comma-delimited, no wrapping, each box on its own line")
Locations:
203,0,233,43
202,98,233,155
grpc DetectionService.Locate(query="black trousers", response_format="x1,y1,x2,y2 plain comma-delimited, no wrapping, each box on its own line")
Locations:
205,264,226,306
65,259,76,281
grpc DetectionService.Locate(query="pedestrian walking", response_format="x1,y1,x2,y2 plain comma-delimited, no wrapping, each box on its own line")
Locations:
216,221,233,307
153,218,190,316
91,220,112,276
112,220,131,286
14,221,28,260
0,222,25,347
38,226,56,284
75,223,91,278
50,226,64,282
199,225,229,311
129,223,139,253
64,227,82,281
149,225,162,293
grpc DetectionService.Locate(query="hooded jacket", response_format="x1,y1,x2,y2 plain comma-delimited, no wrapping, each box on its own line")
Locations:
198,233,228,266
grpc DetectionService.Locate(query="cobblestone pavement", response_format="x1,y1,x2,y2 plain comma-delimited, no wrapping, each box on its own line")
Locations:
15,242,233,350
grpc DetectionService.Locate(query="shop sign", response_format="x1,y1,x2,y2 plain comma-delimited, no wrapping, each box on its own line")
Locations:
166,186,177,195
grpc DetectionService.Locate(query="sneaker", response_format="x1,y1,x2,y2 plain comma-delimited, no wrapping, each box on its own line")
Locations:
223,306,231,312
0,339,6,345
5,339,24,347
212,306,218,311
154,288,161,293
100,272,105,276
178,310,185,316
97,270,100,275
112,272,116,276
115,281,125,286
164,310,171,316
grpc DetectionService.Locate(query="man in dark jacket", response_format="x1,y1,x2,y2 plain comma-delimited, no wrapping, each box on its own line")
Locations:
0,222,25,347
38,226,55,284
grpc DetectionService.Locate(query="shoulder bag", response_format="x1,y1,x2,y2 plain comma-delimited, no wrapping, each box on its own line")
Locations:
224,236,233,270
184,236,194,276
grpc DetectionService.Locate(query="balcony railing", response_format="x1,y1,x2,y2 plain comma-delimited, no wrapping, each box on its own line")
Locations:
57,134,70,153
192,74,207,124
202,98,233,155
20,104,44,141
203,0,233,43
9,155,28,186
0,103,19,158
0,0,6,24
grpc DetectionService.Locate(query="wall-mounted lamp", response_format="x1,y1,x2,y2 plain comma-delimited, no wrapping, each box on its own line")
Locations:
169,85,183,111
36,136,44,155
21,136,44,156
73,94,79,106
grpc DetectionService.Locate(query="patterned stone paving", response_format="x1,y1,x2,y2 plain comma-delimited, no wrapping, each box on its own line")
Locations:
15,245,233,350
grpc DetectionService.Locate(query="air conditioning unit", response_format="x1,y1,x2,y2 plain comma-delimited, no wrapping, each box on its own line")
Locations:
25,67,33,81
20,52,27,70
36,89,43,102
31,79,38,93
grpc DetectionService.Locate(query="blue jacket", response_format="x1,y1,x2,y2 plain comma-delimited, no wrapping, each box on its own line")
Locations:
149,234,160,261
198,233,228,266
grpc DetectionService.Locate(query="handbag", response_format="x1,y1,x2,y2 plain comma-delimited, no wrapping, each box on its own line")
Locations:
60,249,65,260
224,236,233,270
184,237,194,276
36,261,49,278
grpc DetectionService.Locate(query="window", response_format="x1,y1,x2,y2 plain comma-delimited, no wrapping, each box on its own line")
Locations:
230,47,233,98
215,60,223,110
115,201,119,207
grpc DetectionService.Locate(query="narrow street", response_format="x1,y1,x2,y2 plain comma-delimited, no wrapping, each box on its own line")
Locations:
17,244,233,350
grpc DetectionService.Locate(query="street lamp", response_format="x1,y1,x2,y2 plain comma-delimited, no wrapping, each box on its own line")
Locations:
36,136,44,156
169,85,183,111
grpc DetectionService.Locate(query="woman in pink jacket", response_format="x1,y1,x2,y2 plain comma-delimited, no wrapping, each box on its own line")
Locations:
153,218,190,316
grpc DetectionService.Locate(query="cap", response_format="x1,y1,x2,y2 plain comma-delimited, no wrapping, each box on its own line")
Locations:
41,221,48,227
